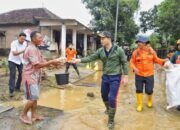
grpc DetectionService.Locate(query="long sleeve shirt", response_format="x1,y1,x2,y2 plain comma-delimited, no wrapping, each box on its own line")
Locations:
81,44,128,75
130,47,165,77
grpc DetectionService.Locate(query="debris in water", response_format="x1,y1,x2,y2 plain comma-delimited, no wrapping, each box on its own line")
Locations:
87,92,95,98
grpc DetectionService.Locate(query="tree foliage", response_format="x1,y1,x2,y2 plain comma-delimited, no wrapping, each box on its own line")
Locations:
149,34,161,49
139,6,158,33
82,0,139,44
140,0,180,41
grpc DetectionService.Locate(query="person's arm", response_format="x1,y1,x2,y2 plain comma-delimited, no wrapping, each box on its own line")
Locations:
25,48,62,69
10,42,25,56
118,47,129,86
12,50,24,56
130,51,139,74
33,59,61,69
153,51,166,66
119,47,128,75
75,49,100,63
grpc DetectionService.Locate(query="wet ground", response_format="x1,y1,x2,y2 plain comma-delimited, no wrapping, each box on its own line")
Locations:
1,66,180,130
57,69,180,130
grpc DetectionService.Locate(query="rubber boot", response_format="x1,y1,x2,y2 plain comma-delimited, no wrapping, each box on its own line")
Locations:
147,94,153,108
108,107,116,130
104,101,109,114
136,93,143,112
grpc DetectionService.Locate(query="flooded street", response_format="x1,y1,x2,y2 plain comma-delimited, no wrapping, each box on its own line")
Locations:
1,69,180,130
58,70,180,130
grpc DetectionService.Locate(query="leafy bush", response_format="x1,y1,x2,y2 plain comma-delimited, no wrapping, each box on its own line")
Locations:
0,58,9,75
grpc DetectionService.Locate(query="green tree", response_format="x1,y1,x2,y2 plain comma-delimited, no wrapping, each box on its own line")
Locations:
140,0,180,41
157,0,180,40
82,0,139,45
139,6,158,33
149,34,161,49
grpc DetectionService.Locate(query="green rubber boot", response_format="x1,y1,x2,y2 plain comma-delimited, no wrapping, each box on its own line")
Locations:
108,107,116,130
104,101,109,114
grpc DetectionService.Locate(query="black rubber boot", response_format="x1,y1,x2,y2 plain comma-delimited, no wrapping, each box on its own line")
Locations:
108,107,116,130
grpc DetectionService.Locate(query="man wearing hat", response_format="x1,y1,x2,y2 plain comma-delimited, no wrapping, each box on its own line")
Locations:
73,31,128,130
130,35,166,112
170,39,180,111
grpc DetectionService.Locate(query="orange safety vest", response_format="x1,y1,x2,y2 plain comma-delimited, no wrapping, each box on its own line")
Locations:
66,48,77,62
130,47,165,77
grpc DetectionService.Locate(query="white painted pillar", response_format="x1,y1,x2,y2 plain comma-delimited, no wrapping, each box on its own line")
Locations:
72,29,77,50
61,24,66,57
83,33,87,56
50,27,53,42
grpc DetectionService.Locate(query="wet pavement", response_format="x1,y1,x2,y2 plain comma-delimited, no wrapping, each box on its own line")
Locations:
1,68,180,130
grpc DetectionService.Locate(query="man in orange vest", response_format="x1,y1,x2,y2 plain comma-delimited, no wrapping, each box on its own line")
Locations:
130,36,166,112
65,43,80,78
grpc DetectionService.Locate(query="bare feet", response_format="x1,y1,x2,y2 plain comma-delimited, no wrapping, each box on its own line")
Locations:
32,115,44,122
20,114,32,125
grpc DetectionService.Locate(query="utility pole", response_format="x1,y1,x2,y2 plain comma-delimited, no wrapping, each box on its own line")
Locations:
114,0,119,43
42,0,44,8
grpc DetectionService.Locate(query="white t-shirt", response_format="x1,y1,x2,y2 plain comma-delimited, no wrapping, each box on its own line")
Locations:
8,40,27,65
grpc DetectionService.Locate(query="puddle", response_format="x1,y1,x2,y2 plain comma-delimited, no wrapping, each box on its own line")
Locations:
3,85,99,111
38,87,88,110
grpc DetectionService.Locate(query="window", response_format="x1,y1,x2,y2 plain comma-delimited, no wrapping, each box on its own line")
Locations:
0,32,6,48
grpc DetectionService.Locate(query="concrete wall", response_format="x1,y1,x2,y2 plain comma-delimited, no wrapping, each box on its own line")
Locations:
0,25,39,48
40,26,51,39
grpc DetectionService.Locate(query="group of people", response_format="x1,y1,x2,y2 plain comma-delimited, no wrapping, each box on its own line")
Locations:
7,31,82,124
8,31,63,124
7,30,180,130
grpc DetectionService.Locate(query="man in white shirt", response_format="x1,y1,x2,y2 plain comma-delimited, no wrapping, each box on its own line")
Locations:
8,32,27,97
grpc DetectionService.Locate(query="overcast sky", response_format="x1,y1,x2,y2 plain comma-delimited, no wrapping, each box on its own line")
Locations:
0,0,164,26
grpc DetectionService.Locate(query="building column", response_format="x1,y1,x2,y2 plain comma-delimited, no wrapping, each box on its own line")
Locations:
50,27,53,42
83,33,87,56
61,24,66,57
72,29,77,50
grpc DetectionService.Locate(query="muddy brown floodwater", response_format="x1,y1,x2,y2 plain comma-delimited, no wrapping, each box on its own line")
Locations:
2,69,180,130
